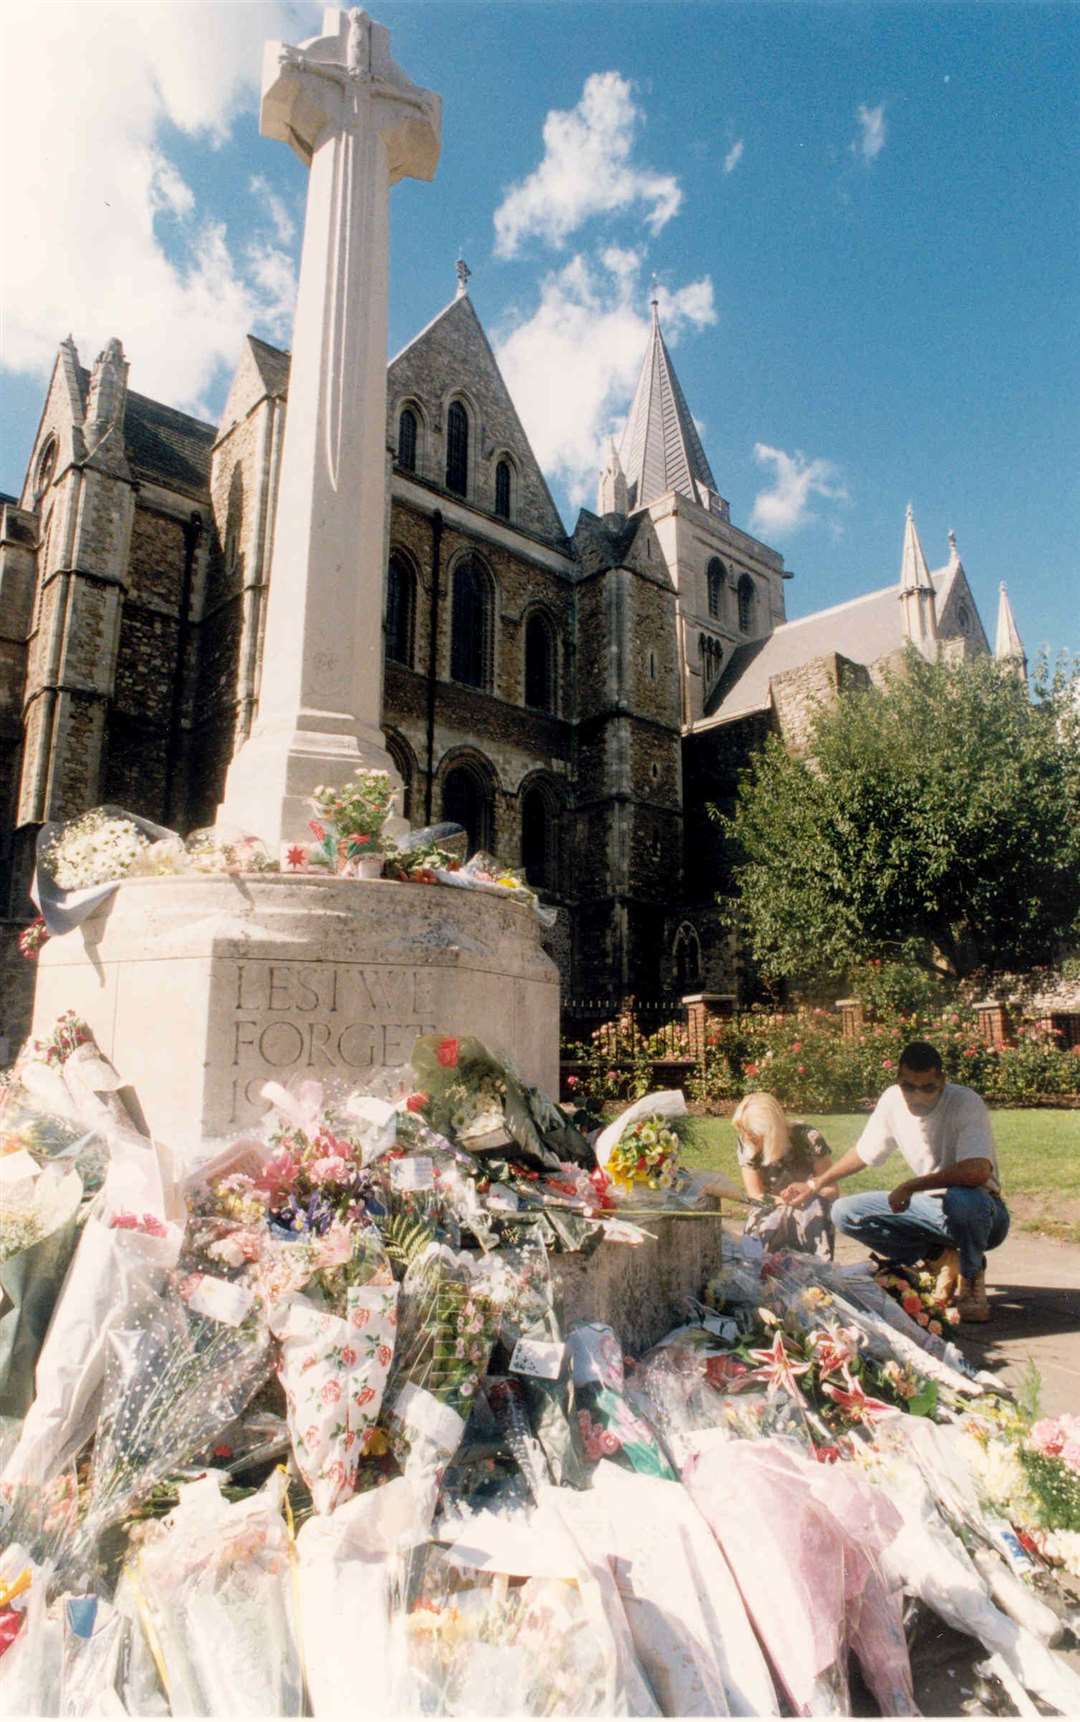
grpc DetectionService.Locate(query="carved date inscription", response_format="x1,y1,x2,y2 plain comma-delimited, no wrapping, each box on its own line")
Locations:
226,961,438,1122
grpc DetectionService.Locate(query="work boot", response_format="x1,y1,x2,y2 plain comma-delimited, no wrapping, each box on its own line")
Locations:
955,1269,991,1323
923,1246,960,1304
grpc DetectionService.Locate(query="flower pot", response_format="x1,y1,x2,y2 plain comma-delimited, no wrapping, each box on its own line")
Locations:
345,854,384,880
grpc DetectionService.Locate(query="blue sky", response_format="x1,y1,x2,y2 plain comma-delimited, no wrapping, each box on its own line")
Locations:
2,1,1076,661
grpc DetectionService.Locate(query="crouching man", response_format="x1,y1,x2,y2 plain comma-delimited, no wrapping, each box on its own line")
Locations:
779,1040,1009,1322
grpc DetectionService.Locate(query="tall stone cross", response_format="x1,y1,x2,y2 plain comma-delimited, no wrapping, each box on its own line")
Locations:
219,8,440,847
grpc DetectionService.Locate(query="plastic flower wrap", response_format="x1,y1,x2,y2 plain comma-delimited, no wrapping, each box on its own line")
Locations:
57,1591,126,1717
16,1009,147,1151
385,1243,505,1525
127,1470,302,1718
554,1460,779,1717
567,1322,676,1480
2,1130,183,1492
70,1270,272,1567
0,1157,82,1420
430,849,558,927
33,805,178,934
387,1513,618,1716
0,1549,61,1717
272,1227,399,1514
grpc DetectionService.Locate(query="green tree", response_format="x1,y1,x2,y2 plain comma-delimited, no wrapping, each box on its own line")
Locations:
720,650,1080,985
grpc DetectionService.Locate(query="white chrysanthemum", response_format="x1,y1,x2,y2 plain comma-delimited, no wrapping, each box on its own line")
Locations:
959,1431,1035,1520
1037,1528,1080,1577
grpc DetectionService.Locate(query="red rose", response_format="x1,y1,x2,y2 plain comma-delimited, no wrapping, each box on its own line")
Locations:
355,1386,376,1408
340,1346,358,1368
436,1037,459,1068
405,1092,429,1112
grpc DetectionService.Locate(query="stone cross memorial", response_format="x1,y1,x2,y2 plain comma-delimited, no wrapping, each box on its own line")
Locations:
220,8,440,849
30,10,560,1143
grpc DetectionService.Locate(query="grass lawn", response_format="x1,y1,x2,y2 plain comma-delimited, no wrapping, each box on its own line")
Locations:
680,1110,1080,1243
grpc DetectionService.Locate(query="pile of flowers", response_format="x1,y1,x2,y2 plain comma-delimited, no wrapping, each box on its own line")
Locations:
39,810,149,892
605,1113,680,1192
311,767,395,864
4,1026,1080,1717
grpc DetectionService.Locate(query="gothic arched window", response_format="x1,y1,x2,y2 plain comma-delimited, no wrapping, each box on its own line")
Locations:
398,407,418,473
524,612,556,712
737,574,755,634
673,922,703,990
442,762,494,854
521,783,558,891
707,558,725,619
494,460,512,519
384,732,415,822
445,400,469,496
33,437,58,505
385,551,416,667
450,557,494,690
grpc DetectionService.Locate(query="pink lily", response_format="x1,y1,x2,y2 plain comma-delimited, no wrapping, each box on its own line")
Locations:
822,1369,897,1425
740,1329,812,1400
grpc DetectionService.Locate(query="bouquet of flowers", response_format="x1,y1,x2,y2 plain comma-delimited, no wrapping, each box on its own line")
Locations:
605,1115,680,1193
410,1034,594,1174
389,1533,616,1716
39,809,150,891
385,1243,505,1524
272,1230,400,1515
567,1322,676,1480
2,1130,183,1491
382,835,462,884
308,767,396,874
430,850,558,926
71,1272,272,1565
874,1260,961,1335
16,917,49,961
0,1157,82,1419
129,1470,302,1718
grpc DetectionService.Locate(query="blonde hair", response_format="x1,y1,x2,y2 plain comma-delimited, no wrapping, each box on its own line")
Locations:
732,1091,793,1167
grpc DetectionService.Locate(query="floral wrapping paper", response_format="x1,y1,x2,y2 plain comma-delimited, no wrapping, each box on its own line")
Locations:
275,1277,399,1515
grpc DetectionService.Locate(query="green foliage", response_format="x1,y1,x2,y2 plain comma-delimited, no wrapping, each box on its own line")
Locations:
722,650,1080,984
1016,1361,1044,1425
1018,1448,1080,1533
374,1211,436,1272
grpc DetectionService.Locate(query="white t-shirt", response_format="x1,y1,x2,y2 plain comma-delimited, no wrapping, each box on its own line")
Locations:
856,1082,1002,1196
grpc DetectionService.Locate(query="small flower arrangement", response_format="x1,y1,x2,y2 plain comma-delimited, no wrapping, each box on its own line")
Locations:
606,1114,680,1192
17,917,50,960
39,809,150,891
311,767,395,866
874,1262,960,1333
382,837,460,884
28,1010,95,1067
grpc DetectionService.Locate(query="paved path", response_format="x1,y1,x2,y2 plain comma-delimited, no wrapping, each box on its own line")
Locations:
833,1223,1080,1414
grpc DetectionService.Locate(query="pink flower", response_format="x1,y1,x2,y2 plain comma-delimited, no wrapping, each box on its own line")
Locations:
928,1319,943,1336
882,1058,895,1071
308,820,326,842
326,1460,346,1490
566,1075,579,1088
376,1343,392,1368
256,1151,298,1199
1030,1418,1065,1457
1063,1442,1080,1474
340,1346,358,1369
321,1379,342,1406
745,1062,760,1078
309,1154,348,1186
109,1212,139,1230
901,1292,923,1318
916,1311,930,1327
304,1425,320,1447
351,1306,371,1329
791,1041,802,1053
436,1037,459,1068
355,1386,376,1409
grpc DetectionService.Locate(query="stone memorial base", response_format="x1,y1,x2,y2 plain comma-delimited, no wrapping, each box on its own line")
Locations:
551,1213,728,1354
30,874,559,1146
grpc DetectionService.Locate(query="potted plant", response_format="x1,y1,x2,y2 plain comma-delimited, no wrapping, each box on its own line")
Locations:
311,768,395,878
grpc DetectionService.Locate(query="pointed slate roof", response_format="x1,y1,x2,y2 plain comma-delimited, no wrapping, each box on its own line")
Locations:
995,582,1025,661
619,299,718,512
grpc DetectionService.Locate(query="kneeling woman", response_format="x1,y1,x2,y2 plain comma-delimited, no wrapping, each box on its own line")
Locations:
733,1092,837,1260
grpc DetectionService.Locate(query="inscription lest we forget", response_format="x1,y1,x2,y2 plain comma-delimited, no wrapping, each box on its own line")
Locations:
227,962,438,1119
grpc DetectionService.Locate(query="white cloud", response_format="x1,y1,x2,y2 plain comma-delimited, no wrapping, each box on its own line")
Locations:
250,174,297,246
0,1,316,415
494,251,715,510
748,444,848,536
853,102,887,163
723,139,744,175
493,72,682,258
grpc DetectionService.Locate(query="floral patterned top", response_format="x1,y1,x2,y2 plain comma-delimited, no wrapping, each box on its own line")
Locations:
735,1123,832,1195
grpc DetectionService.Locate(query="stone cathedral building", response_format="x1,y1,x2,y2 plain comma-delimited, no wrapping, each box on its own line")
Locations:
0,273,1023,1034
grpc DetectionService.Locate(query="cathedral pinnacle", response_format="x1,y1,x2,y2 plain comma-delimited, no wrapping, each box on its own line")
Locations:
617,295,717,513
455,256,471,297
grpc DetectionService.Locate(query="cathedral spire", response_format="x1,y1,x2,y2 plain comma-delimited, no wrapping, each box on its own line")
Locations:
617,297,718,514
898,503,938,657
995,582,1027,678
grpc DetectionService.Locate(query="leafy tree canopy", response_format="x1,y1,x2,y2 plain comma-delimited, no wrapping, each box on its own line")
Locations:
720,650,1080,986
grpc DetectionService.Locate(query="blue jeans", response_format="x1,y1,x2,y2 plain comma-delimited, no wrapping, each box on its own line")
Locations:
831,1187,1010,1282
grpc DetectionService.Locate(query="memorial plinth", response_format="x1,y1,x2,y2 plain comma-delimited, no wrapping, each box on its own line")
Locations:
30,876,559,1145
